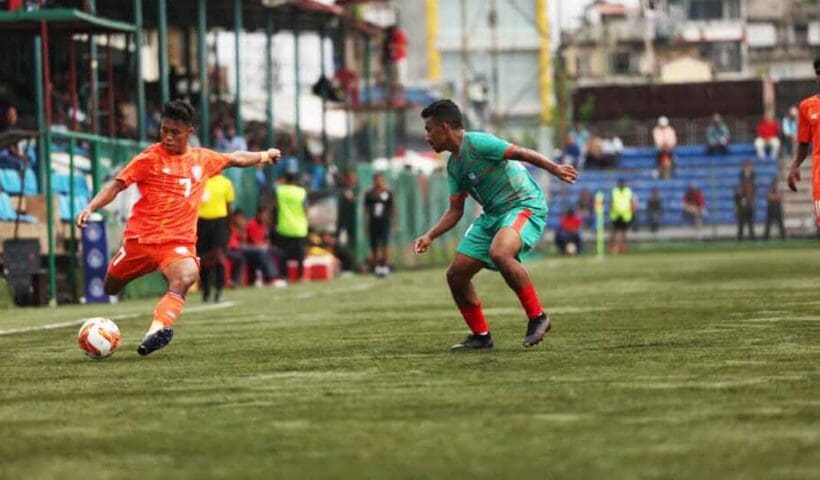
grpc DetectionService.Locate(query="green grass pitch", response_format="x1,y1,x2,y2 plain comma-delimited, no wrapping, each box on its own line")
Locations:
1,247,818,479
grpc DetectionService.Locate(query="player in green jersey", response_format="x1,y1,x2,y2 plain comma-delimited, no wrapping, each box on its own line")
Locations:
414,100,578,351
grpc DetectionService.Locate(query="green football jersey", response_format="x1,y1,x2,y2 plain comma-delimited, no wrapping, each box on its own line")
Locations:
447,132,546,215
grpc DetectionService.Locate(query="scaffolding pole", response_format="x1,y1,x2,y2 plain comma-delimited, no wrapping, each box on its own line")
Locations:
197,0,209,146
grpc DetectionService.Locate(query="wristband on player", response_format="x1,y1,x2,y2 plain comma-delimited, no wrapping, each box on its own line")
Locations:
260,150,269,164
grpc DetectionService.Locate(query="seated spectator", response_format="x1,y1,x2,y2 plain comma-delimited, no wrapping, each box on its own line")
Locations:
706,113,730,155
647,187,663,233
225,209,247,288
0,105,27,171
653,116,677,179
754,114,780,160
600,133,623,167
320,230,355,273
555,208,583,255
584,133,605,169
781,106,797,157
682,184,706,233
244,208,277,285
561,134,581,168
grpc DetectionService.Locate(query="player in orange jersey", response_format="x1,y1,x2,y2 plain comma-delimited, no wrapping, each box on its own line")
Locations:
788,57,820,229
75,100,281,356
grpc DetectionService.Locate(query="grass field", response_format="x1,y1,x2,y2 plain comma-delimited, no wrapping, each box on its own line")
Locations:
1,246,819,479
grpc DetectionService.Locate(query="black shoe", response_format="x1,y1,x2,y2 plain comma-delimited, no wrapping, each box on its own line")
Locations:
137,328,175,356
214,291,223,303
201,291,210,303
450,333,494,351
522,314,551,348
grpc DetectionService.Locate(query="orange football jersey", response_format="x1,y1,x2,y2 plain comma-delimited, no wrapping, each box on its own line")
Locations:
116,143,231,244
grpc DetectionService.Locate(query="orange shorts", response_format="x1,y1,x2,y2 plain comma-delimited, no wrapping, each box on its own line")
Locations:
107,238,199,281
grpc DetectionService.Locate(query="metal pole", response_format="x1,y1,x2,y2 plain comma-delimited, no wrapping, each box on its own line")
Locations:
265,10,275,146
293,13,302,157
135,0,146,141
106,34,115,136
320,27,328,161
265,10,275,187
234,0,243,136
69,40,79,131
363,35,372,163
197,0,209,146
87,0,98,134
68,138,77,300
158,0,170,104
459,0,469,112
34,36,57,306
341,25,353,169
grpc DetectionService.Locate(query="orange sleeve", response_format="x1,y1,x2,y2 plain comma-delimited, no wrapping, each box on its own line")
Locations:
115,152,151,188
797,101,812,144
201,149,232,178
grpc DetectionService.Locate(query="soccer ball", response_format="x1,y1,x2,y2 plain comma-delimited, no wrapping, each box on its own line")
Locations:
77,318,121,359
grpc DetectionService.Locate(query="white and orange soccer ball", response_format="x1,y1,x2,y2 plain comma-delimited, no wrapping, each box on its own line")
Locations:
77,318,121,359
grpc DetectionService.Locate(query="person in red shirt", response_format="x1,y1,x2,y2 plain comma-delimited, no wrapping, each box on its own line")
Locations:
244,208,277,285
682,184,706,233
75,100,281,356
755,114,780,160
789,57,820,228
555,208,583,255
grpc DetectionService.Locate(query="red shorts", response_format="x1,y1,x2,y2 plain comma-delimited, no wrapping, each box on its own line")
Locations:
107,238,199,281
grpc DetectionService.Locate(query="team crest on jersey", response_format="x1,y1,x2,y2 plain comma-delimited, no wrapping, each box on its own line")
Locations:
192,165,203,181
467,171,479,184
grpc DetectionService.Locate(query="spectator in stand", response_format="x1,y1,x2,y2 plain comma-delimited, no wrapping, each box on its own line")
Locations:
764,180,785,240
225,209,247,288
320,230,355,273
705,113,730,155
754,113,780,160
653,116,677,179
585,133,606,169
225,124,247,151
0,105,27,171
555,207,583,255
336,171,358,255
682,184,706,234
570,122,590,169
561,133,581,168
577,188,595,229
600,133,623,168
735,182,756,241
213,124,230,152
739,160,756,197
781,106,798,158
244,208,277,285
647,187,664,233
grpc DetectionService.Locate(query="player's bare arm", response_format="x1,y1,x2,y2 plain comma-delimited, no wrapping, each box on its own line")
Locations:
226,148,282,168
788,142,810,192
507,145,578,184
414,193,466,254
75,179,126,228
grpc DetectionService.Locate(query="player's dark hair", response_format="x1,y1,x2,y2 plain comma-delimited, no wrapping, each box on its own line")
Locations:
161,99,195,125
814,57,820,73
421,99,463,129
283,172,298,183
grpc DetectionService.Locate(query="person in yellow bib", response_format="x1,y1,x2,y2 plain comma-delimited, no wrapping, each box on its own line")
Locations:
610,178,636,254
273,173,308,284
197,172,235,302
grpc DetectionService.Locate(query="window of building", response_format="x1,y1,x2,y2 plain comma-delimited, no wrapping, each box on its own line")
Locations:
794,23,809,46
611,52,633,74
688,0,723,20
701,42,741,72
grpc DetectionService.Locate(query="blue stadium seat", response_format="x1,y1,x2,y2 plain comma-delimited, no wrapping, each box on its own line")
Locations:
0,192,36,222
0,169,22,194
58,194,88,221
23,168,37,195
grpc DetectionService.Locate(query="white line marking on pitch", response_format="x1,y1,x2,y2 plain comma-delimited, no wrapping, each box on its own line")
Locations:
0,301,237,336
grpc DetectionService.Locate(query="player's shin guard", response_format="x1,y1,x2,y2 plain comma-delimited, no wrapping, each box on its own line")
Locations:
149,291,185,332
458,303,489,335
516,283,545,320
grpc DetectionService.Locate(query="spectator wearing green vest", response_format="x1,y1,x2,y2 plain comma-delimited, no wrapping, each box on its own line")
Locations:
272,173,308,284
610,179,635,254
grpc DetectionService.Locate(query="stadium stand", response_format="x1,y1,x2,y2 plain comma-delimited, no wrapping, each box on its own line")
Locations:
547,143,779,230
